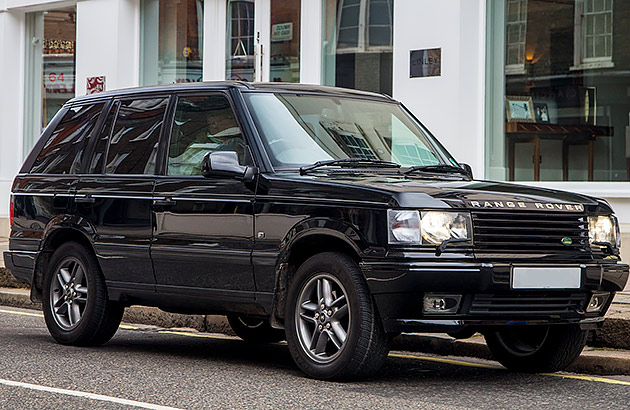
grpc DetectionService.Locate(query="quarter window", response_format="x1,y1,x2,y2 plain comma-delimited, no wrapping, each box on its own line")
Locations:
105,98,168,175
31,103,105,174
167,95,245,176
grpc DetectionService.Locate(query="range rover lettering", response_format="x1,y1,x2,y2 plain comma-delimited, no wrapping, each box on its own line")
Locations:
4,82,628,380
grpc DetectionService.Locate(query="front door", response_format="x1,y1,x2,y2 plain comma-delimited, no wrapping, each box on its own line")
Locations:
151,92,256,303
225,0,302,83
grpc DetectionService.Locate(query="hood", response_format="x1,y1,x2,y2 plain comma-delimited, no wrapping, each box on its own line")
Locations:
266,172,609,213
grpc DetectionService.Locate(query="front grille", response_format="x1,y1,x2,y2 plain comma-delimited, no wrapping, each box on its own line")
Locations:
469,292,588,316
471,211,590,255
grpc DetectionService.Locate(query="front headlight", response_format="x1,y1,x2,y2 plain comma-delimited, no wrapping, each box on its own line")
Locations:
588,215,621,248
388,210,472,245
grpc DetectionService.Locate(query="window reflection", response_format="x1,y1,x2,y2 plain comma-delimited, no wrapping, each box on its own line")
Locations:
105,99,168,175
323,0,393,95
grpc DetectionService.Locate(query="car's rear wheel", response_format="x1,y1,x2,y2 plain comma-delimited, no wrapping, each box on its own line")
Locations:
227,315,285,343
42,242,124,346
285,252,389,380
483,325,588,372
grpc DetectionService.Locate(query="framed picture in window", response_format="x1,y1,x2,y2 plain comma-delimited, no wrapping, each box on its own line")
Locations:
505,96,535,122
534,103,550,123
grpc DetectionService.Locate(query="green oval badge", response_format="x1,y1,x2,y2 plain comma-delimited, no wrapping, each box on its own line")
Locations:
561,237,573,246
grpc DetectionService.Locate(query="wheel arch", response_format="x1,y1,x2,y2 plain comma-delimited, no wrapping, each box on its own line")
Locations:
269,225,365,329
31,218,98,302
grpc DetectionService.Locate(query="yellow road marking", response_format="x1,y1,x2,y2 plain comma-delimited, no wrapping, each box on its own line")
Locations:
162,330,630,386
158,330,237,341
0,308,137,329
541,373,630,386
388,352,502,370
2,308,629,386
0,308,43,318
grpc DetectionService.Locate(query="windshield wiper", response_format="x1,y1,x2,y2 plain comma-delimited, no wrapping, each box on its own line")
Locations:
402,164,470,177
299,158,401,175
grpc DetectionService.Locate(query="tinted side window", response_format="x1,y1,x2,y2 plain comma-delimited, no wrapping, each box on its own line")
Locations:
105,98,168,175
167,95,245,176
31,103,105,174
88,101,119,174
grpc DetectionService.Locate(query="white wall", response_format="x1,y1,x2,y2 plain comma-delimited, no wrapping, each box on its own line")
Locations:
0,9,26,222
392,0,487,177
75,0,140,95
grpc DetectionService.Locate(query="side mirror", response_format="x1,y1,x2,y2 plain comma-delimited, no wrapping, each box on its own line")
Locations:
202,151,258,183
460,163,473,179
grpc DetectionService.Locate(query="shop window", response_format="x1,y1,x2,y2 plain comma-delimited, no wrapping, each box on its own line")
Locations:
322,0,393,95
24,8,77,155
226,0,255,81
505,0,528,74
140,0,204,85
270,0,300,83
486,0,630,182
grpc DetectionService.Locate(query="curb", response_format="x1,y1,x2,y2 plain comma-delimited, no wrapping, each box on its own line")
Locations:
2,287,629,376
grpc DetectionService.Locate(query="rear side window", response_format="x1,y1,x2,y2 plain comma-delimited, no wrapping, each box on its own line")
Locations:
30,103,105,174
104,98,168,175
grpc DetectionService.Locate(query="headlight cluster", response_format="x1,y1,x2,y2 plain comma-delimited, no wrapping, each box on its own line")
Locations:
588,215,621,248
388,210,472,245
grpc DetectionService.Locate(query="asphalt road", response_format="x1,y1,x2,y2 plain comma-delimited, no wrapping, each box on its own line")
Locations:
0,307,629,410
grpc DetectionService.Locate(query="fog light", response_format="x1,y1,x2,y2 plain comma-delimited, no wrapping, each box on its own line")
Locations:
586,292,610,313
423,294,462,314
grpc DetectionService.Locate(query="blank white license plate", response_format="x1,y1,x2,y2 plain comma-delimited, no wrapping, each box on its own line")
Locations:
511,267,581,289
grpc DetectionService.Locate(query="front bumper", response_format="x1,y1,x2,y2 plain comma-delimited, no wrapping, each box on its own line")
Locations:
361,258,629,333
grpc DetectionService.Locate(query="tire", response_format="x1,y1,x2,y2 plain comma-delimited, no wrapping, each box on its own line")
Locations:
227,315,285,343
285,252,389,380
42,242,124,346
483,325,588,372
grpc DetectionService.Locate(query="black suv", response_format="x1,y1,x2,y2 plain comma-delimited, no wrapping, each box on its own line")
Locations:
4,82,628,380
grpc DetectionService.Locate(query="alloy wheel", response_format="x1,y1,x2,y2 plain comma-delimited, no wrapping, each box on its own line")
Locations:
295,273,351,364
49,257,89,330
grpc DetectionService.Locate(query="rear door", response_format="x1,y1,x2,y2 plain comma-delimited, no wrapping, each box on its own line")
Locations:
75,96,169,296
151,91,257,303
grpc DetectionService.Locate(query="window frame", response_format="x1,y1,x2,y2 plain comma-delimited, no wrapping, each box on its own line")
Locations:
572,0,614,70
505,0,528,75
158,89,254,178
335,0,393,55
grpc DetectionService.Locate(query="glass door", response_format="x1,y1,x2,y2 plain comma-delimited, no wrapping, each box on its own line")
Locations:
226,0,301,82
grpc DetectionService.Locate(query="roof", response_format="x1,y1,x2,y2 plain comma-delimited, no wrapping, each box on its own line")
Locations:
69,81,393,105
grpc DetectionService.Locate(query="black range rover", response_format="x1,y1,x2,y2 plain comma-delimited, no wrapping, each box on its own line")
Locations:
3,82,628,380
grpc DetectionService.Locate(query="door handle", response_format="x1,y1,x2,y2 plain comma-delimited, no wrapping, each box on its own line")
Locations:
152,198,176,208
75,196,95,204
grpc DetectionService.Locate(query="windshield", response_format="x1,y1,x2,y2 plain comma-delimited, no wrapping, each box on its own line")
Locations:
243,93,457,169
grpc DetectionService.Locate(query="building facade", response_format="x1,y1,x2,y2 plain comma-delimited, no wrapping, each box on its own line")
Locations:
2,0,630,258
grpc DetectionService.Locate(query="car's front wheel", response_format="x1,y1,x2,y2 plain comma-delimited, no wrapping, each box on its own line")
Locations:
285,252,389,380
483,325,588,372
42,242,124,346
